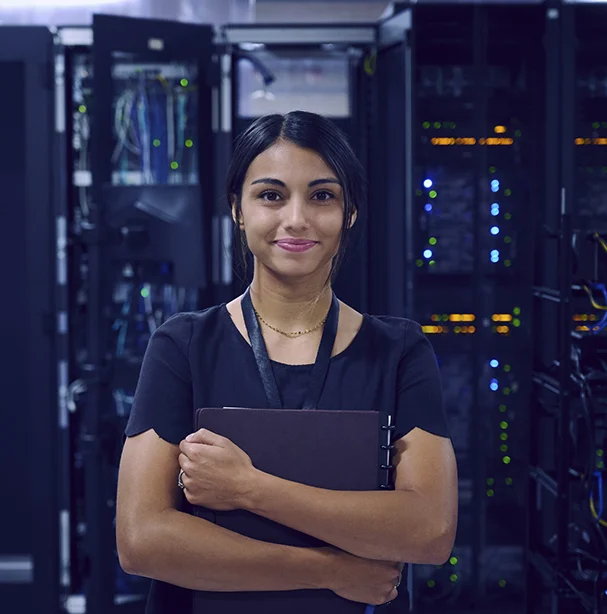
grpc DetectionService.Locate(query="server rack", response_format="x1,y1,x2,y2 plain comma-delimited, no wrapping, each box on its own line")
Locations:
528,3,607,614
402,3,542,611
57,17,216,614
0,26,60,614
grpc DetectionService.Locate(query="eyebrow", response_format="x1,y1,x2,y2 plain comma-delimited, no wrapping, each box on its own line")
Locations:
250,177,341,188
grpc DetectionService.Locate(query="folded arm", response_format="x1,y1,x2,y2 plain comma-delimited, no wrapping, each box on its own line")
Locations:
116,429,332,592
243,427,458,564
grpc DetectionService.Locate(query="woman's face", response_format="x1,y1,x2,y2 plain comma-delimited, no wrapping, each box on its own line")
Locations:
236,140,349,281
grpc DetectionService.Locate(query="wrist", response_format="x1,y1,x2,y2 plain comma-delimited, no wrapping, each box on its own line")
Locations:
293,547,341,591
240,468,268,511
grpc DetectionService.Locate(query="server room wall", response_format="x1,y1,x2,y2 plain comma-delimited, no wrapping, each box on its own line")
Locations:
1,3,606,614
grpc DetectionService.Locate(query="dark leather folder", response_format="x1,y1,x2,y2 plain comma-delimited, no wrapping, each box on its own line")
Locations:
191,407,393,614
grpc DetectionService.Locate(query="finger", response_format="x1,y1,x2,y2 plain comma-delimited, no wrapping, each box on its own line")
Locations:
178,453,189,469
386,587,398,603
185,428,227,446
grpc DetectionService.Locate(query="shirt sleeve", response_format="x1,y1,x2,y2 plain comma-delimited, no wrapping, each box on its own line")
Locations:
124,313,194,445
394,321,451,441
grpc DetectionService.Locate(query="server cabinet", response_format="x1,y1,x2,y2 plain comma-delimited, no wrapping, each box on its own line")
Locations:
59,16,216,614
399,4,543,611
0,26,59,614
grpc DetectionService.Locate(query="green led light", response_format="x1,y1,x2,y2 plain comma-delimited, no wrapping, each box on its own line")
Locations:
449,556,458,565
450,574,458,583
505,477,513,486
504,213,512,221
487,478,495,486
423,122,431,129
416,259,424,267
78,104,87,113
598,461,605,470
185,139,194,148
180,78,189,87
500,444,508,452
505,189,512,196
504,236,512,244
504,260,512,267
153,139,161,147
598,449,604,457
442,314,449,322
500,433,508,441
489,166,496,174
593,122,600,130
504,387,511,396
499,404,507,412
503,455,512,465
170,161,179,170
429,190,437,199
434,122,441,129
499,579,507,588
504,364,511,372
140,287,150,298
513,318,521,327
429,260,436,267
500,421,508,429
429,237,437,245
486,489,495,497
427,580,436,588
515,130,521,137
513,307,521,315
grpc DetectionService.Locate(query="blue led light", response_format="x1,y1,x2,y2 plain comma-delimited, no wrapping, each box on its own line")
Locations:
423,249,433,259
490,379,499,391
424,203,433,212
491,180,500,193
490,359,499,368
423,179,433,189
491,204,500,216
491,226,500,236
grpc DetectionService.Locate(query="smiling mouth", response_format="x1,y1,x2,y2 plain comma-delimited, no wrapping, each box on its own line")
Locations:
274,239,318,253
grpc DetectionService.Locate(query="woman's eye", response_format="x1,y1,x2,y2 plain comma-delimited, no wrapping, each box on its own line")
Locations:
313,190,335,202
259,191,282,202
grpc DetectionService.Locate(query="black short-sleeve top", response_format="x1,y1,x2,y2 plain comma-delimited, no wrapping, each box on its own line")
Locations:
125,304,450,614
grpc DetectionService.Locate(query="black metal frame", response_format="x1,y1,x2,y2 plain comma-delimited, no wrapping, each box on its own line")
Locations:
0,26,60,614
526,3,589,613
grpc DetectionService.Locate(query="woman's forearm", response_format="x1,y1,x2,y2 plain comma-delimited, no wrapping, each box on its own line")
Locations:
120,508,333,592
245,471,454,564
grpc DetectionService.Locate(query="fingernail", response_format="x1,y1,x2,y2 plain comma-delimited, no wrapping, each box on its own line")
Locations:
186,434,194,442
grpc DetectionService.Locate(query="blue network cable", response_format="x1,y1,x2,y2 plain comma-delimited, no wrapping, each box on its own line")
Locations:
364,606,375,614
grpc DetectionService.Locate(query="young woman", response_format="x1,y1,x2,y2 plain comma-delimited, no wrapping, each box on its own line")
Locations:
117,111,458,614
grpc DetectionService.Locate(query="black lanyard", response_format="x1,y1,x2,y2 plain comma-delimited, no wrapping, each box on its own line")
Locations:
241,286,340,410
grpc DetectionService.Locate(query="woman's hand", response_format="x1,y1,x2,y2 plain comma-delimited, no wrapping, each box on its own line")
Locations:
178,429,256,511
322,548,403,606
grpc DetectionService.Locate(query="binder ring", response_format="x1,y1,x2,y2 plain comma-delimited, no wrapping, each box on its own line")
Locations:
177,469,186,490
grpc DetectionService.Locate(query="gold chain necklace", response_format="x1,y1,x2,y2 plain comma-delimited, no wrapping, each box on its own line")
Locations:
253,308,329,338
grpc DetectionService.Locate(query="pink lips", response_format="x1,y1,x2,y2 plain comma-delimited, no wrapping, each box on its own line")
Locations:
275,239,318,253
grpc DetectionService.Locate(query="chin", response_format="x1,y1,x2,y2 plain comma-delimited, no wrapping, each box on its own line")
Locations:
263,258,330,282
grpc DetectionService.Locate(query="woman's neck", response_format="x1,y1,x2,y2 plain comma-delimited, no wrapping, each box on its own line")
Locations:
249,267,333,332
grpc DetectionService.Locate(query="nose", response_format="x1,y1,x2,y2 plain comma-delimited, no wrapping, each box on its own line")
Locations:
283,197,310,233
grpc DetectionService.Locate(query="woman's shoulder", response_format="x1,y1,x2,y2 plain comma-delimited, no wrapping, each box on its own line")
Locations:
154,304,228,345
363,313,428,352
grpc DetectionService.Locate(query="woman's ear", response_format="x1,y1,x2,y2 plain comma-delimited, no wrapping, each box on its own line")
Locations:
347,208,358,229
230,196,244,228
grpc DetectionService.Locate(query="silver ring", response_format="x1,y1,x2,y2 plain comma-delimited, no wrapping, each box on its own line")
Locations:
177,469,185,490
